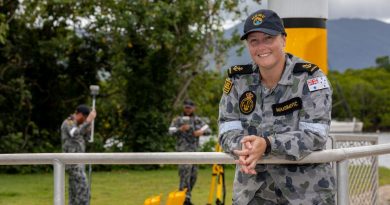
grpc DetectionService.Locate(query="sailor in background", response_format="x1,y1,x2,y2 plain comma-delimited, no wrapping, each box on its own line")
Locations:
169,99,211,205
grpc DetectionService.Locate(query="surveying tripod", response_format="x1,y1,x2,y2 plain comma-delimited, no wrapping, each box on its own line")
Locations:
207,143,226,205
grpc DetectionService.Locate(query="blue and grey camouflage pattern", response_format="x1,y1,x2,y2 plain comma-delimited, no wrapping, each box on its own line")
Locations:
169,115,211,152
68,164,90,205
178,164,198,201
218,54,335,205
169,114,211,203
61,116,91,205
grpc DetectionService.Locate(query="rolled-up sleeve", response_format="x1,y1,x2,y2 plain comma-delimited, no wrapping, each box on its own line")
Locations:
218,79,244,156
168,117,180,135
63,121,91,138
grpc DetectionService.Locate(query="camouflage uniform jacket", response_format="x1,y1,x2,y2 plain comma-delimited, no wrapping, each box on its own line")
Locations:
169,114,211,152
218,54,335,204
61,115,91,153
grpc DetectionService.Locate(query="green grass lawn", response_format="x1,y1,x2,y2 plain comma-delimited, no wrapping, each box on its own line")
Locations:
379,166,390,186
1,166,390,205
0,166,234,205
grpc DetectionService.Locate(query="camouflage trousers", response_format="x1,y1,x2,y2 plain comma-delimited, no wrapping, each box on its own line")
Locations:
246,171,290,205
66,164,90,205
178,164,198,200
235,168,335,205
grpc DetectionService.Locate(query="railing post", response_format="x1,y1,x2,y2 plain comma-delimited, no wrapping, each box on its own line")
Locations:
53,159,65,205
337,160,349,205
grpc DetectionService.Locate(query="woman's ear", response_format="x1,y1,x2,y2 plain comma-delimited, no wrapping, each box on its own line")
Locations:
282,35,286,47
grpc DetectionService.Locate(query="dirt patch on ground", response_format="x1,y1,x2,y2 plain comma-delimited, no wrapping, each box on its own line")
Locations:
379,185,390,205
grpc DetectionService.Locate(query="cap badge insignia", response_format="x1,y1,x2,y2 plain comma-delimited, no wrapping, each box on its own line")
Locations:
239,91,256,114
252,13,265,26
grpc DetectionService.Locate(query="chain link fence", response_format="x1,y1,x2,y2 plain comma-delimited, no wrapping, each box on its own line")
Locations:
332,134,379,205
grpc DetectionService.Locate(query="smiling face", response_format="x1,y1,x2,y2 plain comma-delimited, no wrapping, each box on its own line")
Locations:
246,32,286,71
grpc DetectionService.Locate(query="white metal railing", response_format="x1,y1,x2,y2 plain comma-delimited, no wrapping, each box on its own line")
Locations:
2,143,390,165
1,143,390,205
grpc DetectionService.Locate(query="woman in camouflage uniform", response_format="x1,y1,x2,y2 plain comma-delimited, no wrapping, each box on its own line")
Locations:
218,9,335,205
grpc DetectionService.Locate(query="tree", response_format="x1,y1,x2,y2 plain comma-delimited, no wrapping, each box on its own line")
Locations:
329,67,390,130
1,0,260,160
0,0,109,157
376,56,390,70
94,0,251,152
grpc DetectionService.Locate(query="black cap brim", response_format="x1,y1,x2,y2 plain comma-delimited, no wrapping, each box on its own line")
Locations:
240,28,282,40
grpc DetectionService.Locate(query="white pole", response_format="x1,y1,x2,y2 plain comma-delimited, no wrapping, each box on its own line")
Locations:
337,160,349,205
89,96,96,143
88,85,99,205
53,159,65,205
88,85,99,143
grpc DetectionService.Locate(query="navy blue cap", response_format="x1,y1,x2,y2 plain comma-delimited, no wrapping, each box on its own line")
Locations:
76,104,90,116
241,9,286,40
183,99,195,107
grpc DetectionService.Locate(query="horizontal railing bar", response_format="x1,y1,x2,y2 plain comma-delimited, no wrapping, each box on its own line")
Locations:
1,143,390,165
331,134,378,143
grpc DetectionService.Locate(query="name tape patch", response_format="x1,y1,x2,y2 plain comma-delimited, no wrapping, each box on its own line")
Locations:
272,97,302,116
307,76,330,92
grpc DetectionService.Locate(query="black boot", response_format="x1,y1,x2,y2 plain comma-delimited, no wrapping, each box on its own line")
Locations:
183,198,193,205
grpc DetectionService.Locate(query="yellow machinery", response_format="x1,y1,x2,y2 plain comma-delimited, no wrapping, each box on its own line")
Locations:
165,188,187,205
144,194,162,205
144,143,225,205
207,144,225,205
143,189,187,205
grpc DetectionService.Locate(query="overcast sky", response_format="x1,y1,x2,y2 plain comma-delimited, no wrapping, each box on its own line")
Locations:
328,0,390,22
228,0,390,27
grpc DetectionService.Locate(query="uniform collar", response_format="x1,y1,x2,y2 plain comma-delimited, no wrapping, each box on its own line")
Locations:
254,53,294,86
277,53,294,86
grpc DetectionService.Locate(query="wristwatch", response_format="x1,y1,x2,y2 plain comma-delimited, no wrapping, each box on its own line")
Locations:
263,136,272,155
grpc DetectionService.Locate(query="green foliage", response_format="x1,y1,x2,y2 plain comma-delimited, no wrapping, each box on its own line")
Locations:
376,56,390,70
0,0,253,173
0,13,8,44
90,0,245,153
188,71,226,133
200,136,217,152
329,64,390,130
0,2,106,155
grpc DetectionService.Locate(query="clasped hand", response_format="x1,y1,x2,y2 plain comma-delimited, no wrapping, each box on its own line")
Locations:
233,135,267,175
